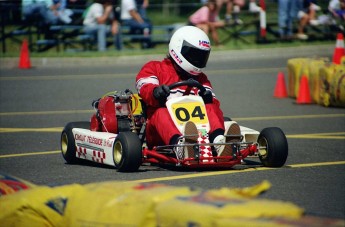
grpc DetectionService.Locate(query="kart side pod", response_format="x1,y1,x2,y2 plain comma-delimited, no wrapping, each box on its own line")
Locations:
90,92,134,134
91,96,118,133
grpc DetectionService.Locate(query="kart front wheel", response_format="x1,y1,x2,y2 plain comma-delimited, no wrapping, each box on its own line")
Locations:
61,121,90,164
113,131,142,172
257,127,288,167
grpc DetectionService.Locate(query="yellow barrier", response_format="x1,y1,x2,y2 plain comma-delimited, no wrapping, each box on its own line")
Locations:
287,58,309,98
319,64,345,107
1,174,344,227
287,57,345,108
308,58,328,104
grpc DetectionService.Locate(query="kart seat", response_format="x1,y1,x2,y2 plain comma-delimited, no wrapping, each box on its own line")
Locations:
131,94,147,119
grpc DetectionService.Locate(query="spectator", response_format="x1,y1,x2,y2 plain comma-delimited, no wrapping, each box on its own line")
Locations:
83,0,119,51
295,0,321,40
120,0,153,48
295,0,309,40
277,0,319,41
135,0,149,19
248,0,261,12
216,0,244,24
189,0,224,46
298,0,321,25
217,0,261,25
277,0,299,41
329,0,345,21
22,0,64,40
53,0,74,24
22,0,59,25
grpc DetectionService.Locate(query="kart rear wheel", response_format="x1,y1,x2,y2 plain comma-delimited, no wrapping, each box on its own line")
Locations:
61,121,90,164
257,127,288,167
113,131,142,172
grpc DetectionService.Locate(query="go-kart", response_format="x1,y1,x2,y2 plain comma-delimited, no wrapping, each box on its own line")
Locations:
61,80,288,172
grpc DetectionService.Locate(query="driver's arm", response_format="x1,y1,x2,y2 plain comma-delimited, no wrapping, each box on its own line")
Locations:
136,62,164,107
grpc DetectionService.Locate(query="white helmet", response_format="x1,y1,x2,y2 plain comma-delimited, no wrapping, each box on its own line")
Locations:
169,26,211,75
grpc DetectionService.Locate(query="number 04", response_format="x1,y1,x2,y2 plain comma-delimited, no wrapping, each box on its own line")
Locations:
175,106,206,122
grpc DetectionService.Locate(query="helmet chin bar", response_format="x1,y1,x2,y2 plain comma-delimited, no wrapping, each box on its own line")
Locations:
169,51,202,76
181,60,202,76
170,56,201,79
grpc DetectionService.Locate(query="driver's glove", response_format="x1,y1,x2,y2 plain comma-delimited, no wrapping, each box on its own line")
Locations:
199,89,213,104
153,85,170,103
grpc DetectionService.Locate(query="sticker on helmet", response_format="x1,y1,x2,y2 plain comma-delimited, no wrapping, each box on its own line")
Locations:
170,49,183,64
199,40,210,48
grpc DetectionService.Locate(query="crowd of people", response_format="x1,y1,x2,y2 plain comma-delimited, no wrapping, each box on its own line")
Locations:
19,0,344,51
78,0,152,51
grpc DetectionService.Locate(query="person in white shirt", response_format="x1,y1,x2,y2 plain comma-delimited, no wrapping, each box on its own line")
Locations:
83,0,119,51
135,0,149,19
120,0,152,48
53,0,74,24
22,0,59,25
329,0,345,20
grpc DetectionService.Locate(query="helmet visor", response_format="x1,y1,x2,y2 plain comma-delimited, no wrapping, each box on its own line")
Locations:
181,40,210,69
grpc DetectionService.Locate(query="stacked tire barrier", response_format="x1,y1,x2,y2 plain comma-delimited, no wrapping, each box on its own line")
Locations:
1,174,344,226
287,57,345,107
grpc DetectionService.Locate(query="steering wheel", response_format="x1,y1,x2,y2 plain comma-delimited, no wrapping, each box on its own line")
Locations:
168,79,206,94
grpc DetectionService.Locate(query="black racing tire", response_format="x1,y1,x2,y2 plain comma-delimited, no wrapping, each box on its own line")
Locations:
61,121,90,164
257,127,288,167
113,131,142,172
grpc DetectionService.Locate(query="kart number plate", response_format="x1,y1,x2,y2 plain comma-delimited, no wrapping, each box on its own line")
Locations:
171,102,208,125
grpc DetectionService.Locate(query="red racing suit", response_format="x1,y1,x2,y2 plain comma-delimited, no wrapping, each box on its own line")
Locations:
135,58,225,147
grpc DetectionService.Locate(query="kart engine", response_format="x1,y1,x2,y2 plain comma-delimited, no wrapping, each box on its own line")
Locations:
90,90,142,134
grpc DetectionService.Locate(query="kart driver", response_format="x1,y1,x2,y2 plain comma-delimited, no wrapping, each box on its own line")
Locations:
135,25,240,160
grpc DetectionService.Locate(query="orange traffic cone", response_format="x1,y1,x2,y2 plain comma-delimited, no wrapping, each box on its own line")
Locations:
274,72,288,98
18,39,31,69
296,75,312,104
332,33,345,65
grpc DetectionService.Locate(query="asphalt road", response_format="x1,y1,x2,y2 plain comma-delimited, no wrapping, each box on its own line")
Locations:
1,44,344,219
